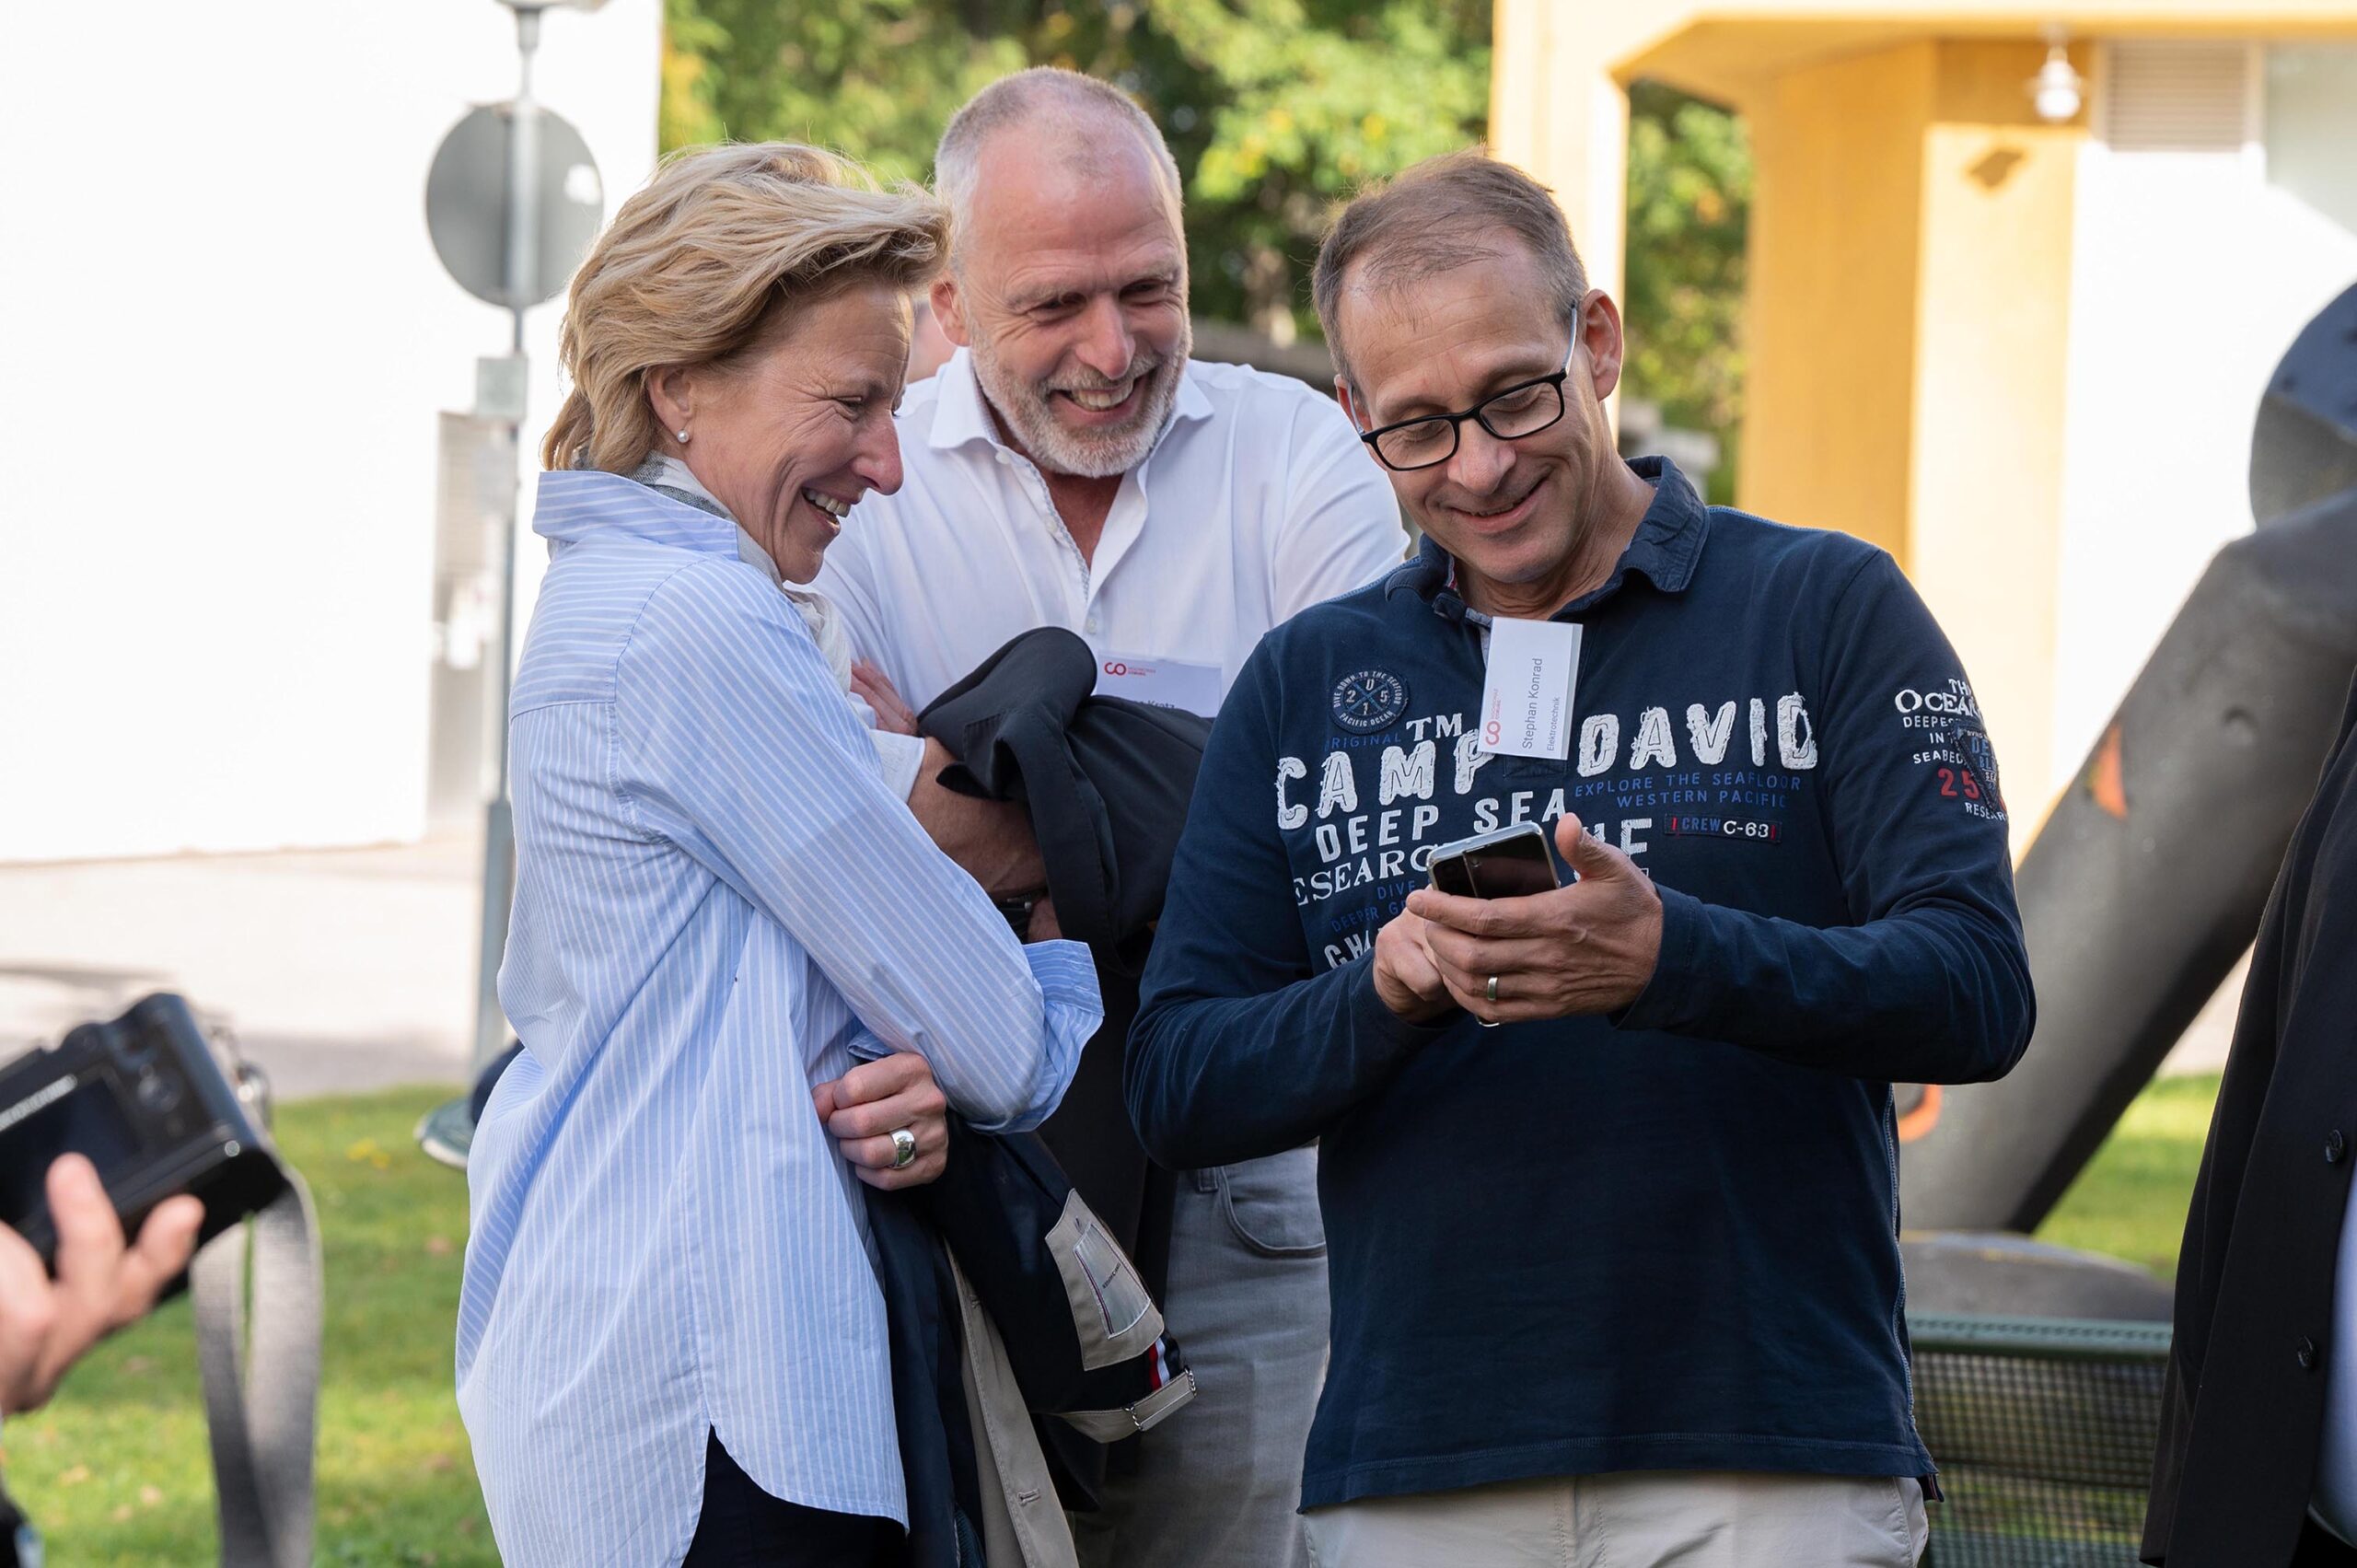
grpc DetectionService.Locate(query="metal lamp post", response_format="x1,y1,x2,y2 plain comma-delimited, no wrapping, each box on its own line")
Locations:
417,0,610,1164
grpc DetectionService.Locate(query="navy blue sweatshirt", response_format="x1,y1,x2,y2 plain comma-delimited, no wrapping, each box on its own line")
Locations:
1128,458,2033,1510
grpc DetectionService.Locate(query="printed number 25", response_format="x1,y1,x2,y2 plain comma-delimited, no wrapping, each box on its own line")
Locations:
1937,766,1982,801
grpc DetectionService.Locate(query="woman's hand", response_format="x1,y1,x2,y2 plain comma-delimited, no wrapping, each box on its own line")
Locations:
814,1052,949,1189
851,660,921,737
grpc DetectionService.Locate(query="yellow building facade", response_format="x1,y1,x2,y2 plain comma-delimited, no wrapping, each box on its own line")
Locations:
1493,2,2357,834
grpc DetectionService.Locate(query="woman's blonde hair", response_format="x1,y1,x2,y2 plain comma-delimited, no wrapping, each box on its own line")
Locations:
542,143,947,472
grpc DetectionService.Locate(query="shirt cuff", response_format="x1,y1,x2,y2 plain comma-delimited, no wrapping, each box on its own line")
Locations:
1024,937,1104,1017
969,938,1104,1135
842,939,1103,1132
1614,883,1710,1033
869,727,927,801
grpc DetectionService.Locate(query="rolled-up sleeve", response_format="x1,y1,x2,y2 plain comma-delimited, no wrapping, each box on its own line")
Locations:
615,558,1101,1130
843,941,1100,1133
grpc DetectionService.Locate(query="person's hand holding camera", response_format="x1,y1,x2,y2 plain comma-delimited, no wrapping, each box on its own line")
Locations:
0,1155,203,1416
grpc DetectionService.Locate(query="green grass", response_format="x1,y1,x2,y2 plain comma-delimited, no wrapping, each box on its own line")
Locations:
2038,1073,2223,1280
0,1085,491,1566
0,1074,2228,1563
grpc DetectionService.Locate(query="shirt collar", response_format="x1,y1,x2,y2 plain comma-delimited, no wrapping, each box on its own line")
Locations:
534,467,741,556
622,455,784,584
927,350,998,452
925,347,1216,461
633,453,727,513
1387,455,1712,622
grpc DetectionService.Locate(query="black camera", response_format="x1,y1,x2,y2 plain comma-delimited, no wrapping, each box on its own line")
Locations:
0,993,286,1268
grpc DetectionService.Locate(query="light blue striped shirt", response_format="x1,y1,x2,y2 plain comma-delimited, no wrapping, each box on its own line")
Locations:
456,469,1101,1567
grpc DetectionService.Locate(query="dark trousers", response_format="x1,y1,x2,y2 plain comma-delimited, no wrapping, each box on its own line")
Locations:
682,1432,896,1568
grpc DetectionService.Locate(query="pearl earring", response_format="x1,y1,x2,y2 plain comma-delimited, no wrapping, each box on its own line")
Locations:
676,429,690,443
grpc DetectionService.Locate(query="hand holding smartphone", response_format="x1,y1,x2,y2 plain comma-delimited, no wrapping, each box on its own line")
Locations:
1423,824,1563,1028
1425,822,1562,900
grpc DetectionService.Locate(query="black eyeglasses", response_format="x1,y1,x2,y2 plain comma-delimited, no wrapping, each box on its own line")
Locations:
1355,333,1578,473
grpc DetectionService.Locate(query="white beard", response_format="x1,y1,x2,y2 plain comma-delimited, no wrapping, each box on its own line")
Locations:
969,318,1193,479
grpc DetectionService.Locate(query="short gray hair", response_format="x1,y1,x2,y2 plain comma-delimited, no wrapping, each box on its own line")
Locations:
1313,149,1588,390
934,68,1183,258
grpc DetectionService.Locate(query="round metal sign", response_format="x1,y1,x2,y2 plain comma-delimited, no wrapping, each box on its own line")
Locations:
426,101,604,309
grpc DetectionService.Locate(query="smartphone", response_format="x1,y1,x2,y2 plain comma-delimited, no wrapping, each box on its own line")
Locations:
1426,822,1562,900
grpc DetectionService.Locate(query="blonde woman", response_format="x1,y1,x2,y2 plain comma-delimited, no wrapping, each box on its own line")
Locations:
454,145,1100,1568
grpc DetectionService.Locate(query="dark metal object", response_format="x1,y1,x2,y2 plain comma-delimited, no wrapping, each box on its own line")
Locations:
2251,283,2357,528
1910,1313,2170,1566
1899,283,2357,1235
1901,487,2357,1232
1902,1233,2171,1321
1903,490,2357,1230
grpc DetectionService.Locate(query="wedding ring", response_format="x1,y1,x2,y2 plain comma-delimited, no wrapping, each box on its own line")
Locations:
888,1127,918,1169
1485,974,1501,1005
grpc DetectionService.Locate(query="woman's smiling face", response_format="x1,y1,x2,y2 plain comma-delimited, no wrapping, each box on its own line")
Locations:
662,283,913,583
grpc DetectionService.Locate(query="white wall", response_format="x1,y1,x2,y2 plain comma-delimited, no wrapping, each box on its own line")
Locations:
0,1,660,863
2047,43,2357,792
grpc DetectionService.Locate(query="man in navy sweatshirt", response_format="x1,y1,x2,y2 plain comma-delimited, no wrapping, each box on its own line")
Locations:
1126,150,2034,1567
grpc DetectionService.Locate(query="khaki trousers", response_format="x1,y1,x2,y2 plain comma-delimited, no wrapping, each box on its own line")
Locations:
1304,1470,1928,1568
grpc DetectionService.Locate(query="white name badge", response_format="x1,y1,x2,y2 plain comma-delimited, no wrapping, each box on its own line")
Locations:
1478,618,1582,760
1095,651,1224,718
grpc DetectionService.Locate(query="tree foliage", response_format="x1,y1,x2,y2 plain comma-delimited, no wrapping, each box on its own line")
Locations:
1620,80,1752,485
660,0,1491,342
659,11,1749,482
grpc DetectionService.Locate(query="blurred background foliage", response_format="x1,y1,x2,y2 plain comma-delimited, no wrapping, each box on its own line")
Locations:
662,0,1492,343
1624,79,1753,499
661,1,1749,476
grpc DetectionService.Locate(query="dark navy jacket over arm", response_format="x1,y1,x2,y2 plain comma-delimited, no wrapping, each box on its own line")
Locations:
1128,458,2032,1509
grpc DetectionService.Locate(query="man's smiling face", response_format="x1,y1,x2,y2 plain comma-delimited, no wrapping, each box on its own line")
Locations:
933,131,1191,480
1336,241,1623,610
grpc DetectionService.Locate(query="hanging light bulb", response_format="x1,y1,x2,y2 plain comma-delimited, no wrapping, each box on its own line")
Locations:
2030,28,2084,123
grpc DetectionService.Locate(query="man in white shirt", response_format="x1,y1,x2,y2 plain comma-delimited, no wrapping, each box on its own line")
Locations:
816,66,1407,1568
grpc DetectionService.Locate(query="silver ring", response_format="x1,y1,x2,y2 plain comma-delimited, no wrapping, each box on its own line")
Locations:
1485,974,1501,1005
888,1127,918,1169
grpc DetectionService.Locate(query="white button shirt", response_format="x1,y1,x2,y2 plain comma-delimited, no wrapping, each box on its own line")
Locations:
815,350,1409,714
